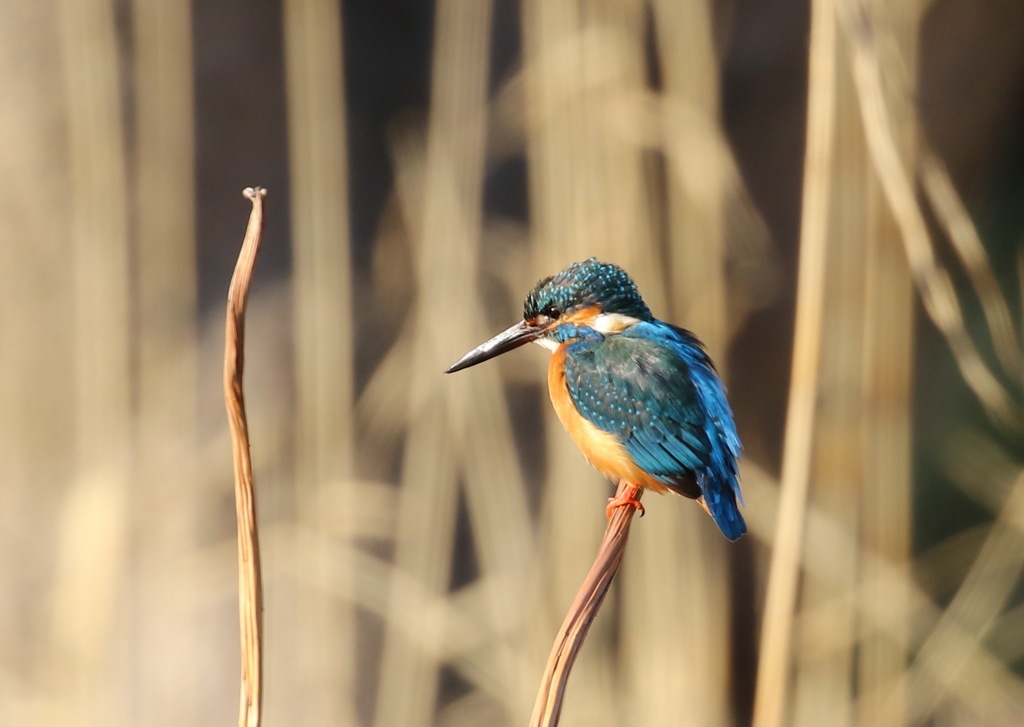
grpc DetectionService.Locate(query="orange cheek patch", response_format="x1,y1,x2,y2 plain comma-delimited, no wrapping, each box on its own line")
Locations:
561,305,601,327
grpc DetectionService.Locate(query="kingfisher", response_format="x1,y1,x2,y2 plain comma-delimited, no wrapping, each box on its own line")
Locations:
445,258,745,540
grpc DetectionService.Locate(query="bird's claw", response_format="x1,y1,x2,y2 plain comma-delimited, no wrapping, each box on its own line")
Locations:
606,489,645,519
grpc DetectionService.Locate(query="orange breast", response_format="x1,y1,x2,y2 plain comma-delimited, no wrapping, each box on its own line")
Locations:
547,344,669,494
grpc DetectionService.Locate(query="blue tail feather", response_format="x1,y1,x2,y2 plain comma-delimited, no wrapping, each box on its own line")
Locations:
703,482,747,541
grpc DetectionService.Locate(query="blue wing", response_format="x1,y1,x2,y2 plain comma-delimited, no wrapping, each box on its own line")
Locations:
563,322,745,539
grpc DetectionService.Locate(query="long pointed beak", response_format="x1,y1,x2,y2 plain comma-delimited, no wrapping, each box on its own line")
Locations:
445,320,547,374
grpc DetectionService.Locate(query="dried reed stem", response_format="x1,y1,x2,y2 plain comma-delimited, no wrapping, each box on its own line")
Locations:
919,152,1023,374
283,0,357,720
751,0,836,725
837,0,1022,431
224,187,267,727
529,480,643,727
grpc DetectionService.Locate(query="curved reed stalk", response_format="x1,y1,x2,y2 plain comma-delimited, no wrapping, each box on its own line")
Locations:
224,187,267,727
530,481,643,727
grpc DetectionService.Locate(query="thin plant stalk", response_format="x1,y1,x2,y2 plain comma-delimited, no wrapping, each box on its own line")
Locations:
752,0,837,724
224,187,268,727
530,481,643,727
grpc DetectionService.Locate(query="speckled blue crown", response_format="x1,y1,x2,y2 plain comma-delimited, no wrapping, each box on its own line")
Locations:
523,258,653,321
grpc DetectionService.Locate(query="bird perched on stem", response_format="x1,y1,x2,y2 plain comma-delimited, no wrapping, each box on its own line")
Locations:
446,258,745,540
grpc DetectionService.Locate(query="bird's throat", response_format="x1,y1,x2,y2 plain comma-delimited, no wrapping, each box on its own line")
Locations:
532,337,559,352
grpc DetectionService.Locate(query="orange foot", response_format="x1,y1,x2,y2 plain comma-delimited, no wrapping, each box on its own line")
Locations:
606,486,645,519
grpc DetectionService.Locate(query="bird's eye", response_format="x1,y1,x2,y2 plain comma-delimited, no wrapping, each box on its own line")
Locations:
541,304,561,320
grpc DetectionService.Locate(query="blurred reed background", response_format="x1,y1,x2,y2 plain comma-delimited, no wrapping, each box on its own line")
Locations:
1,0,1023,725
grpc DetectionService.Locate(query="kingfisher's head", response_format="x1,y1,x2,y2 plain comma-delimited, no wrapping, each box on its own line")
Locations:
446,258,652,373
523,258,652,324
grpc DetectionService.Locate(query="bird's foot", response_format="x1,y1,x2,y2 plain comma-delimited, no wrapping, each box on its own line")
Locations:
606,486,645,519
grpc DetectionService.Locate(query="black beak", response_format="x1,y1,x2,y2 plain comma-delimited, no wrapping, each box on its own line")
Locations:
445,320,548,374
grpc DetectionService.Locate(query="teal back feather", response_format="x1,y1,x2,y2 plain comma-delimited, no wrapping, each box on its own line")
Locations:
560,321,746,540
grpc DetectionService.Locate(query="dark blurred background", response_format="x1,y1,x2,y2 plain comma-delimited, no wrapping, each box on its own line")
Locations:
2,0,1023,725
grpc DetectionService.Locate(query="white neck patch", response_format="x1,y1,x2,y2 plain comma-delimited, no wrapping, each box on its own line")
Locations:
532,337,559,352
592,312,642,333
